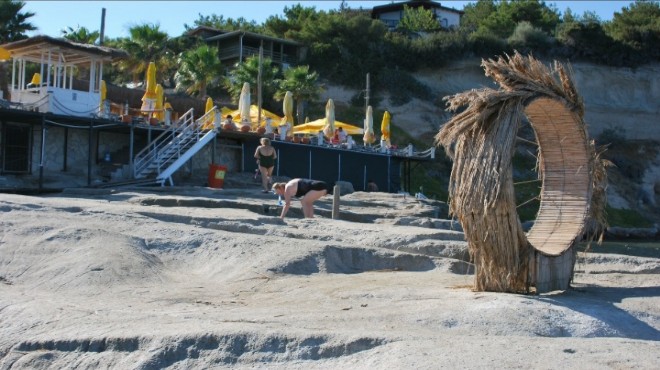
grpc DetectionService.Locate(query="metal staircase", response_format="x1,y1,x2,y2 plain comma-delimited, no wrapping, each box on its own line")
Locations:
133,107,220,186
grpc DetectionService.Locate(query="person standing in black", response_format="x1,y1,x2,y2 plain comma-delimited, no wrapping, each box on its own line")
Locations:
254,137,277,193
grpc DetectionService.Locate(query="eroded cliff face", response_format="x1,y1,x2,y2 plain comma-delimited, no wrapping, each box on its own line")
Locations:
572,62,660,140
322,58,659,214
409,58,660,141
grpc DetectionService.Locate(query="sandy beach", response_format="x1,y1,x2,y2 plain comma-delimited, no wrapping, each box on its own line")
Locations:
0,182,658,369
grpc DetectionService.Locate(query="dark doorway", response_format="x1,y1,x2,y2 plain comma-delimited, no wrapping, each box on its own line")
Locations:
2,123,32,173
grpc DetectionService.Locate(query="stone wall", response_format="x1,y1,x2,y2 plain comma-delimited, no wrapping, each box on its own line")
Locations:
1,123,241,189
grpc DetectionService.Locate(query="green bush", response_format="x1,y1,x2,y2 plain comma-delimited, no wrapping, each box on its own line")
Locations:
281,2,659,87
508,21,553,54
468,28,511,57
604,0,660,59
598,128,659,183
381,32,419,70
376,69,432,106
382,30,470,72
597,126,626,150
606,206,653,228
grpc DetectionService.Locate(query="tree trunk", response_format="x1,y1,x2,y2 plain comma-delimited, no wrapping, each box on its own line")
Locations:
296,99,307,125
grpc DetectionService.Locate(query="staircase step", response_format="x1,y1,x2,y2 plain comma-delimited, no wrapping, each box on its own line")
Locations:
134,128,215,185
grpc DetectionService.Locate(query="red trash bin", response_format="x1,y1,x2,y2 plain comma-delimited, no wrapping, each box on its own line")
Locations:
208,164,227,189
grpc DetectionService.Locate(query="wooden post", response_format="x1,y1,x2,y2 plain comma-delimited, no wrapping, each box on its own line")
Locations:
332,184,340,219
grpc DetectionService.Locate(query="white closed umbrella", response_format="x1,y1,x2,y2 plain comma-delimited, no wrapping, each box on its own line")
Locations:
363,105,375,145
322,98,335,138
239,82,251,129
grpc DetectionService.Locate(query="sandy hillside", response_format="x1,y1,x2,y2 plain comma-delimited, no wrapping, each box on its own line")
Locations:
0,185,659,369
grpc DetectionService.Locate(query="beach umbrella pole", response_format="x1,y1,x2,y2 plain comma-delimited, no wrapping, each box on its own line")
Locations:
257,43,263,127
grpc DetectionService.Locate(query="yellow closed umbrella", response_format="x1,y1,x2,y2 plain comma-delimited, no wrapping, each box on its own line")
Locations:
99,80,106,113
205,96,213,113
0,47,10,61
280,91,294,126
202,96,214,130
141,61,157,112
322,98,335,138
154,84,164,122
277,91,294,138
381,110,391,145
363,105,375,144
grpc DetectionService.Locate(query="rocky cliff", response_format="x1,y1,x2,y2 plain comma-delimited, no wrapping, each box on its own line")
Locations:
322,58,660,220
401,58,660,140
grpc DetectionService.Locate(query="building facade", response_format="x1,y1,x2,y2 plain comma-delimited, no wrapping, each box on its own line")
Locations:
187,27,306,70
371,0,463,30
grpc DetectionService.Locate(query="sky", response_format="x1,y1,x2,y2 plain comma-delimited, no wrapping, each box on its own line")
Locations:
22,1,635,39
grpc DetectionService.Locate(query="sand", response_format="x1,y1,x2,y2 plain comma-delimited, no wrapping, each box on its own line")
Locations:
0,184,658,369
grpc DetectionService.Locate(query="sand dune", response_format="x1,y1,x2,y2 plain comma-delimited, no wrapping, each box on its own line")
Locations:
0,187,658,369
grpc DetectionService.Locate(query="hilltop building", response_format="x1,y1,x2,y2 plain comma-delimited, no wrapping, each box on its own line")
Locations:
187,26,306,70
371,0,463,30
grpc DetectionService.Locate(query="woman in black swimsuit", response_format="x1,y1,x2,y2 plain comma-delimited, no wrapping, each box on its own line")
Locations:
271,179,328,218
254,137,277,193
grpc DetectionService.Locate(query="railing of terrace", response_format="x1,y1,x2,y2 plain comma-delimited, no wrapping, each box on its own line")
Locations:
133,108,197,178
217,45,296,64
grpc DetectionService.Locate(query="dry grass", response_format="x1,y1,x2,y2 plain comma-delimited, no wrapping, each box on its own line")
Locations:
435,52,607,293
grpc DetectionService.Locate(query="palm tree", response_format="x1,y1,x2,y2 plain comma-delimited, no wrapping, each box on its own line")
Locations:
57,26,101,80
224,55,279,108
0,0,36,99
174,44,223,98
114,23,170,84
0,0,35,43
275,65,323,125
61,26,99,44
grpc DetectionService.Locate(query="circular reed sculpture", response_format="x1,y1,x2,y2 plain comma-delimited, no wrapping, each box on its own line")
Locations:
524,97,591,256
436,52,607,293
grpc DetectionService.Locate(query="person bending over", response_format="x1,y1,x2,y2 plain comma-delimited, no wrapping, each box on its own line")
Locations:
254,137,277,193
271,178,328,218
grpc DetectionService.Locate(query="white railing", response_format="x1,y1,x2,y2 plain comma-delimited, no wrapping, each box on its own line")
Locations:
319,140,436,159
133,107,220,180
11,86,100,117
218,45,296,64
11,88,50,112
133,108,196,178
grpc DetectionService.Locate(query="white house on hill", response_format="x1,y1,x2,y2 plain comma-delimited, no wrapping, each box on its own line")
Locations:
371,0,463,30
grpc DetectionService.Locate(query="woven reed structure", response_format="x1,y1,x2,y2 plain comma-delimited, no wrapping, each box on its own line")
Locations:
436,52,607,293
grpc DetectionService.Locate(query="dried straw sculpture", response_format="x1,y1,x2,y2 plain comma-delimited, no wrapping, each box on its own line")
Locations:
436,52,607,293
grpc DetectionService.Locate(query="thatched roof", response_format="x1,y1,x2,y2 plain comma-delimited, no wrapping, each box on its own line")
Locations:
435,52,607,293
0,35,127,65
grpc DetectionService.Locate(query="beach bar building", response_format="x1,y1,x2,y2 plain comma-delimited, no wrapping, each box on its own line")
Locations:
1,36,434,193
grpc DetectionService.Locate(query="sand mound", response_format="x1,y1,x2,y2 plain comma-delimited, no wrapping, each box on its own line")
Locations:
0,189,658,369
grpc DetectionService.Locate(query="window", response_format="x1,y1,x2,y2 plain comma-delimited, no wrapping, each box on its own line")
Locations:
2,124,32,173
